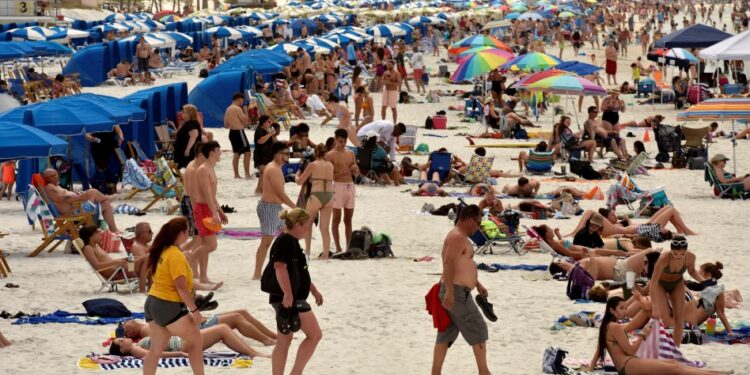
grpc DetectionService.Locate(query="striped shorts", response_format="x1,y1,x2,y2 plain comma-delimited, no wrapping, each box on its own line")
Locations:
257,200,283,236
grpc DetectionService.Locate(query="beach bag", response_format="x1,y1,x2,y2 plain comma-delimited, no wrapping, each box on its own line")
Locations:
672,151,686,169
399,91,410,104
425,116,433,129
82,298,131,318
261,259,284,295
566,264,594,300
100,230,121,253
512,125,529,140
369,235,394,258
570,160,602,180
345,229,372,259
688,157,705,170
542,346,569,374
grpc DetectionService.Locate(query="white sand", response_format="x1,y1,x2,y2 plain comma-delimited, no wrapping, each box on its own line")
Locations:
2,10,750,375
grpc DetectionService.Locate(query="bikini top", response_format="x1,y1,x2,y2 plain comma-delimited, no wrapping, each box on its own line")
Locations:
663,253,687,275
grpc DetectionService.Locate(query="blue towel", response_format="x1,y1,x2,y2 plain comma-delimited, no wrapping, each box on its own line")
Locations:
489,263,548,271
424,133,449,138
13,310,145,325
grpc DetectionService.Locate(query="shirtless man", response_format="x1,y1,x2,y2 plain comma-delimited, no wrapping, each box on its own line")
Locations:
192,141,227,285
181,147,206,261
108,60,134,84
252,142,297,280
224,92,252,179
129,222,153,257
432,204,491,375
353,86,374,129
502,177,540,198
296,48,311,72
135,37,151,80
326,129,360,253
586,106,628,160
381,60,401,124
42,169,120,232
78,225,148,292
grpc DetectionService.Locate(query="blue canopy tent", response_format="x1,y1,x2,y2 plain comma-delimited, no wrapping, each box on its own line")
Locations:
62,43,110,86
0,122,67,161
55,93,147,125
123,90,164,158
188,70,253,127
129,82,188,123
653,23,732,48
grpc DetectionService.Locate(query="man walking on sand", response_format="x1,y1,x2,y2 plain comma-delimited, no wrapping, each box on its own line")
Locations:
181,146,206,266
381,59,401,124
432,204,491,375
326,129,359,253
192,141,227,286
225,92,252,179
252,142,297,280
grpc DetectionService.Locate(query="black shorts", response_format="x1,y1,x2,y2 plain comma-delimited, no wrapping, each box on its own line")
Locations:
144,295,188,327
138,58,149,73
229,129,251,154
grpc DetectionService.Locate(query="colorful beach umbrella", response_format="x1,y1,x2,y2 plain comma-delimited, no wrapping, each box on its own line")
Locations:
514,69,607,96
451,49,513,82
647,48,699,68
501,52,561,71
449,34,512,55
518,11,545,21
558,11,575,19
505,12,521,20
482,19,512,31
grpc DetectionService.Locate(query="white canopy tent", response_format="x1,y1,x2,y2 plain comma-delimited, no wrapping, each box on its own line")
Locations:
698,30,750,61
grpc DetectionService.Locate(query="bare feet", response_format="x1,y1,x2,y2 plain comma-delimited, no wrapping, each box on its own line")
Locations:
210,281,224,291
262,339,276,346
234,175,242,179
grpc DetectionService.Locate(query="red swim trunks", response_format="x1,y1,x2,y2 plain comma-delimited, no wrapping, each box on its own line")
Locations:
193,203,216,237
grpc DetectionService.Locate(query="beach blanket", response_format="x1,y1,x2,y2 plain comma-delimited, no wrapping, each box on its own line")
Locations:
700,320,750,345
217,228,278,240
636,319,705,367
553,311,602,330
466,142,539,149
114,204,143,215
13,310,144,326
488,263,548,271
78,352,252,370
122,159,151,190
563,358,617,374
449,192,556,200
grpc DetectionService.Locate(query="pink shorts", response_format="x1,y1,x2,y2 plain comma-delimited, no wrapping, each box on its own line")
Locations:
193,203,216,237
333,182,355,210
381,89,398,109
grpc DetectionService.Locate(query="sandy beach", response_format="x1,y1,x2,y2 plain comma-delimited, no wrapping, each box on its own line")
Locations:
1,7,750,375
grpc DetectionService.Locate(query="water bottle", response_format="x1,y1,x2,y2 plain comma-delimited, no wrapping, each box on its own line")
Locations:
127,253,135,273
706,316,716,336
115,322,125,338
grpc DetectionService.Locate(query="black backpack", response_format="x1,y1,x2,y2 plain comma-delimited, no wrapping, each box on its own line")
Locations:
425,116,434,129
369,236,394,258
346,229,372,259
570,160,602,180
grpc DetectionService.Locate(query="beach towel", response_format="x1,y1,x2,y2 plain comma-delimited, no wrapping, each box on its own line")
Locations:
487,263,548,271
466,142,539,149
424,133,449,138
78,352,253,370
121,159,151,190
24,186,55,237
700,320,750,345
563,358,616,374
554,311,602,329
635,319,706,367
449,192,555,200
114,204,143,215
425,283,451,332
13,310,144,326
216,228,274,240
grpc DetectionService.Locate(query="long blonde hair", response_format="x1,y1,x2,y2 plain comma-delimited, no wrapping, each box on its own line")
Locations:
182,104,198,121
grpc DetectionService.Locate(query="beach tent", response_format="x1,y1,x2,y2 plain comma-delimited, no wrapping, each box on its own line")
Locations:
63,43,110,87
123,90,162,158
698,29,750,61
0,122,67,161
55,94,147,125
188,71,253,127
130,83,188,123
653,23,732,49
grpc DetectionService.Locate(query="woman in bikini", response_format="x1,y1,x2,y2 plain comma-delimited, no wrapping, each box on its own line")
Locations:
566,206,697,240
589,296,728,375
326,93,359,147
296,144,335,259
649,235,704,348
353,86,374,129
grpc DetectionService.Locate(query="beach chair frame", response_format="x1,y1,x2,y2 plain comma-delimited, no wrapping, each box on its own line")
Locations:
71,238,137,294
25,184,94,257
454,198,526,256
704,162,747,200
525,150,555,175
0,233,10,277
462,154,494,184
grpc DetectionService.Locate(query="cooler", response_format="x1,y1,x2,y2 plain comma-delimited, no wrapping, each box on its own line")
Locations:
432,115,447,129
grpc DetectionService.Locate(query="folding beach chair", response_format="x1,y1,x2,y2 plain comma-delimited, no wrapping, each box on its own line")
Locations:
723,84,742,95
254,92,292,130
24,184,95,257
462,154,494,184
464,97,482,121
0,233,10,277
525,150,554,175
453,198,526,255
355,144,384,185
427,151,453,184
605,173,669,216
609,151,649,175
704,162,748,200
121,157,182,213
154,124,175,160
128,141,150,163
71,238,137,294
681,126,709,158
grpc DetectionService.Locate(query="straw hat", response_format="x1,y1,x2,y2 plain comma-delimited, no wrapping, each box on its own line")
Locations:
710,154,729,164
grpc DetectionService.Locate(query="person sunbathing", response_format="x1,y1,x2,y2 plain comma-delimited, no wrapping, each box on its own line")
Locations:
566,206,696,241
560,248,661,284
79,225,148,293
588,297,731,375
412,170,447,196
478,187,504,216
502,177,540,198
531,225,626,262
710,153,750,192
107,60,134,85
130,222,152,257
109,324,269,359
42,169,120,233
123,310,277,346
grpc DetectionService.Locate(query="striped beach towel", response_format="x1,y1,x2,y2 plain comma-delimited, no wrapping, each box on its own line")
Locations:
78,354,253,370
636,319,706,368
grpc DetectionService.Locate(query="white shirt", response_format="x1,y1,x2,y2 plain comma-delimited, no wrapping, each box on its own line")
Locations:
357,120,397,160
410,51,424,69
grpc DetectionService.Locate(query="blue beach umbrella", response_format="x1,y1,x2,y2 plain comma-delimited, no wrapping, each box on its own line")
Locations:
0,101,116,136
0,122,67,160
8,26,57,41
505,12,521,20
55,94,146,124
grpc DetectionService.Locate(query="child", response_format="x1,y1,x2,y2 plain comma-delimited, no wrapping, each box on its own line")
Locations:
631,62,641,86
1,160,15,200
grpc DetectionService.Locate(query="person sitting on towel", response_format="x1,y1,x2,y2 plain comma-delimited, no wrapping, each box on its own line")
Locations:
42,168,120,233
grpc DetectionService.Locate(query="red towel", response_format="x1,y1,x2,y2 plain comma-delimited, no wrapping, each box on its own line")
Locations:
425,283,452,332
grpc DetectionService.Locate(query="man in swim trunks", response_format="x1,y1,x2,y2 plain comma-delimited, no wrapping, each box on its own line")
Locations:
326,129,360,253
252,142,297,280
502,176,541,198
192,141,227,286
130,222,153,258
224,92,252,180
181,147,205,260
42,169,120,232
381,59,401,124
432,204,491,375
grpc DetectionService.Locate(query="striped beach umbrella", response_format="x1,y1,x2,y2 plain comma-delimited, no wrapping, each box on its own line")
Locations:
159,14,181,23
501,52,561,71
104,13,132,22
514,69,607,96
9,26,57,41
451,49,513,82
47,27,90,44
366,24,406,38
408,15,446,25
449,34,512,55
235,25,263,37
206,26,253,40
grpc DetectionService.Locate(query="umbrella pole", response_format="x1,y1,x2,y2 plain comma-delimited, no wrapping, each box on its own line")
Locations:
732,120,737,174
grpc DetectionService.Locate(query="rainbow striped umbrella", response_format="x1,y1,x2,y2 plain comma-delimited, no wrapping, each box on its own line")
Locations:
513,69,607,96
451,49,514,82
501,52,561,72
448,34,512,55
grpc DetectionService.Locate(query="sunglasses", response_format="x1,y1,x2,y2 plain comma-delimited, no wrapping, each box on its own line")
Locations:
671,239,688,248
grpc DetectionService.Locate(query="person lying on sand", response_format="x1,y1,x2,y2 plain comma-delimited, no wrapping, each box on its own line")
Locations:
412,170,448,197
566,206,697,241
502,177,602,200
531,225,629,262
123,310,277,346
557,247,661,284
109,324,269,359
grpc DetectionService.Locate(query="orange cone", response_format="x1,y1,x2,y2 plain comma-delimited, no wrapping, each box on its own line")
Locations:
643,129,651,143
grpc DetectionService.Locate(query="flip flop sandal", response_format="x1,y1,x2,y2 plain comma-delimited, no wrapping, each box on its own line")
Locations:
475,295,498,322
276,307,293,335
195,292,215,310
201,301,219,311
476,263,498,273
5,283,19,288
289,306,301,333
